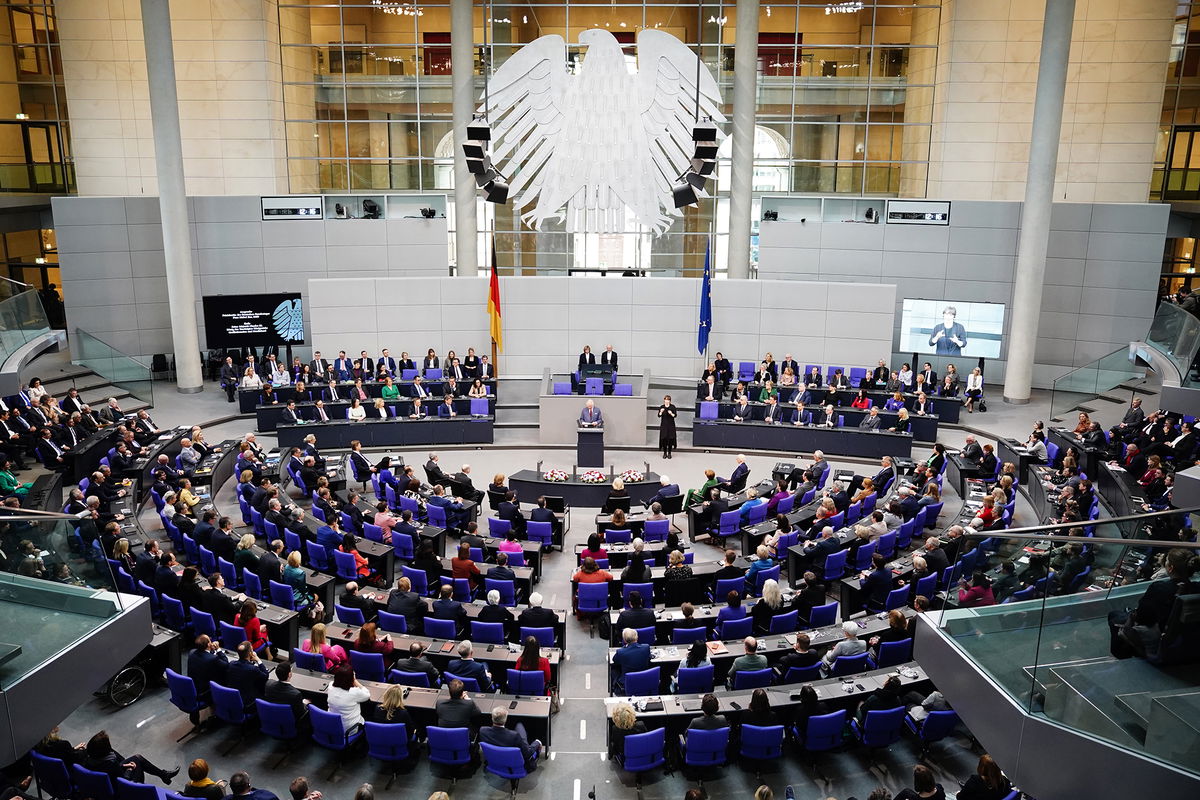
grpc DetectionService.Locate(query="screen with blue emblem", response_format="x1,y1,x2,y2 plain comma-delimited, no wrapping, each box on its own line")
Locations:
203,292,305,347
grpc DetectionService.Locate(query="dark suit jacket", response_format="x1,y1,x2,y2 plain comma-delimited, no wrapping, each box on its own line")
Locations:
225,659,269,707
187,648,228,696
517,606,558,631
445,658,492,691
264,679,306,720
480,724,538,762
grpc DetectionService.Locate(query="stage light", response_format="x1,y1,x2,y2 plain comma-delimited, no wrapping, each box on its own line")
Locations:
673,180,698,208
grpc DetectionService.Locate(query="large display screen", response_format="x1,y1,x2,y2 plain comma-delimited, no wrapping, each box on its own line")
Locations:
202,293,305,348
899,299,1005,359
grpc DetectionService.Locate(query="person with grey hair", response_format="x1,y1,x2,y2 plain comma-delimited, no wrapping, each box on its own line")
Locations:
822,621,867,670
178,438,200,475
611,627,651,693
478,588,514,629
479,705,543,769
446,640,492,691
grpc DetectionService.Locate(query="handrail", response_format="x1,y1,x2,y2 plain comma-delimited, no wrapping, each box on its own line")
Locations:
957,505,1198,546
0,275,33,289
72,327,153,371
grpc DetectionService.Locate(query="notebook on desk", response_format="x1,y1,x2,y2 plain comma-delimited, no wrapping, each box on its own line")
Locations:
681,699,703,712
706,641,729,655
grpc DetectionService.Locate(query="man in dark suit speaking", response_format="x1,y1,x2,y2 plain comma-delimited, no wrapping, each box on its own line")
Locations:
579,399,603,427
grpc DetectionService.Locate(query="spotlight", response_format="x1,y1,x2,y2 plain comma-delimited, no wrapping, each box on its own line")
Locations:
475,165,499,187
467,118,491,141
466,157,487,175
684,171,707,190
462,142,485,160
672,180,698,209
693,142,719,160
692,119,718,143
691,157,716,176
485,176,509,204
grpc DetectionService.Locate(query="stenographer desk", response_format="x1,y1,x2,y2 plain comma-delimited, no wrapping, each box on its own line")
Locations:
692,420,913,460
276,416,494,449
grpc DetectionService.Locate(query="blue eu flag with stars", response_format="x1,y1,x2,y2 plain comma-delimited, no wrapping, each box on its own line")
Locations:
698,239,712,355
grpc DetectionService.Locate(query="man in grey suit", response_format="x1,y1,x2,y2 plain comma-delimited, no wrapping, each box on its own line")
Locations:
579,399,603,427
858,407,883,430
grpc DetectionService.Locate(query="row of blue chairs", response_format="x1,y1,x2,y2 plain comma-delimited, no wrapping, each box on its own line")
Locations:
161,670,528,788
617,706,964,784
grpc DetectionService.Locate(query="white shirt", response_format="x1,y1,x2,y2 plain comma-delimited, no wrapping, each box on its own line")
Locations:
348,405,366,421
326,685,370,730
241,373,263,389
967,374,984,391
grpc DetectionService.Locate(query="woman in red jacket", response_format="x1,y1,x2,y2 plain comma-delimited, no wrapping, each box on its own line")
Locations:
514,635,551,693
234,600,274,659
353,622,395,660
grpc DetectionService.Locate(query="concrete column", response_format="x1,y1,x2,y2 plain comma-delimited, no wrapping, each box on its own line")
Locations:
1003,0,1076,404
140,0,202,392
726,0,759,280
451,0,478,276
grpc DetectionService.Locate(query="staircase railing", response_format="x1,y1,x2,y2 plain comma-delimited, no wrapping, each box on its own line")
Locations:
1144,300,1200,388
1049,346,1143,421
71,328,154,407
0,287,50,367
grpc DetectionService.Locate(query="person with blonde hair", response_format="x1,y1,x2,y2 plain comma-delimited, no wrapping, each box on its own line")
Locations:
233,533,259,575
302,622,348,669
609,701,647,758
372,683,414,728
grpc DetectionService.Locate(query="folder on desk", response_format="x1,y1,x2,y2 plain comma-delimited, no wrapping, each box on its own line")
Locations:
681,699,702,712
706,641,729,655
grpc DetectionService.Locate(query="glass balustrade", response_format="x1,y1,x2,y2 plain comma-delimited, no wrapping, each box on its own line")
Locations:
930,512,1200,777
71,328,154,407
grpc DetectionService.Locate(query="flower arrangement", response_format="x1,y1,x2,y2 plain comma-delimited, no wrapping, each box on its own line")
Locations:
619,469,645,483
542,469,569,482
579,470,607,483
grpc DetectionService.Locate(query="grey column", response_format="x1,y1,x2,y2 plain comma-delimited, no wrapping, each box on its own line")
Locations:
1002,0,1076,404
451,0,478,276
140,0,202,393
726,0,759,280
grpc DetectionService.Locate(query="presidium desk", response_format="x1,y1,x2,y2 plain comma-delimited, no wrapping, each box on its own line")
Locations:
276,416,494,449
692,419,913,459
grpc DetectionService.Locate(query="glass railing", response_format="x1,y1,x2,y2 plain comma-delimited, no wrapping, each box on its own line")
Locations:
1049,347,1144,421
1145,300,1200,387
931,510,1200,778
0,287,51,368
71,328,154,407
0,162,76,194
0,513,126,690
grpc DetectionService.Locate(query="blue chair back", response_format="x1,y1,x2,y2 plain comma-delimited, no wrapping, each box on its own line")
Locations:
472,620,507,644
873,638,913,669
623,582,654,608
747,503,768,526
349,650,386,682
71,766,115,800
768,610,799,634
210,681,248,723
699,401,718,420
389,669,431,688
363,522,384,543
884,587,909,611
506,669,546,694
391,532,414,560
427,726,473,766
585,377,603,395
633,626,657,645
714,577,744,601
520,626,556,647
808,601,839,628
876,531,897,558
488,517,511,537
485,578,516,606
622,728,666,772
311,706,362,750
332,549,358,581
30,752,72,800
732,668,773,689
293,648,327,672
853,541,877,572
256,699,299,740
424,617,457,639
378,610,407,634
305,540,329,571
401,565,429,595
441,671,481,692
199,546,217,576
335,603,366,625
923,501,944,528
242,570,262,601
190,608,216,639
284,531,302,557
802,709,847,752
624,667,660,695
821,548,847,580
846,501,862,525
606,528,632,544
718,615,753,639
269,580,295,610
160,595,187,631
365,721,410,765
676,664,714,694
671,626,708,645
577,582,610,614
718,510,740,535
830,651,869,677
910,709,960,746
914,573,938,601
426,504,447,528
218,621,246,651
753,564,781,595
526,521,553,548
683,727,730,768
165,668,205,714
896,519,916,549
777,494,796,515
481,742,529,782
739,724,785,761
857,706,906,748
781,663,822,684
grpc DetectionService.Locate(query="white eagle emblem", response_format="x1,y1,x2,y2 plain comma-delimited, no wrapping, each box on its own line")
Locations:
272,298,304,342
482,28,725,236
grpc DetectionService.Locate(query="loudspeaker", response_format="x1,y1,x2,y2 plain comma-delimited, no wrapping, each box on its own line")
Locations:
467,120,491,141
485,177,509,204
673,181,698,208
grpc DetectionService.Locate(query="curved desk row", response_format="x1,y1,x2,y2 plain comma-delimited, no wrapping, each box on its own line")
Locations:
693,402,940,443
238,378,498,413
692,420,913,460
276,417,494,449
256,397,495,432
509,468,662,509
696,383,963,425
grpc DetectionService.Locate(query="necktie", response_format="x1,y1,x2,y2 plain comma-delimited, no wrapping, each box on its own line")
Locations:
319,408,327,421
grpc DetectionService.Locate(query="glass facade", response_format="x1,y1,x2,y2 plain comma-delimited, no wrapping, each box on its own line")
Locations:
279,1,937,273
0,1,70,194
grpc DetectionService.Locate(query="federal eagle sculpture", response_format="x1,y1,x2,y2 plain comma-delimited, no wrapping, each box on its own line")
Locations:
481,28,726,236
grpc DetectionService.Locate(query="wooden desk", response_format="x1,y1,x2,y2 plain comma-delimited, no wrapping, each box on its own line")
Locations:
357,587,570,648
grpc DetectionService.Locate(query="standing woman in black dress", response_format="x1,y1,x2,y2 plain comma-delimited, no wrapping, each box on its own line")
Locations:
658,395,678,459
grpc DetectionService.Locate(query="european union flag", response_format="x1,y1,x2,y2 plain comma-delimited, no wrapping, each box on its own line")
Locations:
698,238,712,355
